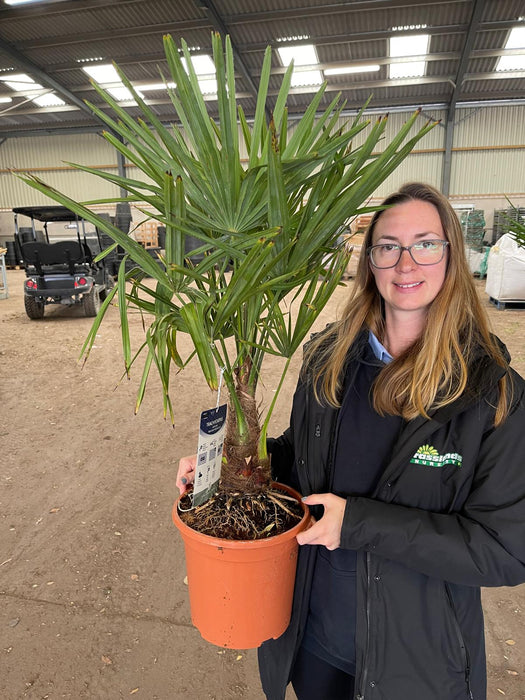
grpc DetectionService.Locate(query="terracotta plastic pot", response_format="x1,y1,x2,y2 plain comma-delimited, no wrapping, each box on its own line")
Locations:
172,483,309,649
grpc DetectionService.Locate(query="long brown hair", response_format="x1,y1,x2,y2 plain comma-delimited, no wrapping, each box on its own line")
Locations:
306,182,510,425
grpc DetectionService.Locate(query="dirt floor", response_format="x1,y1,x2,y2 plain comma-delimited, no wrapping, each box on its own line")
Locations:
1,269,524,700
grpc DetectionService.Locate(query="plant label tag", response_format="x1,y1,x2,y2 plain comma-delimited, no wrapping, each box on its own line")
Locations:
192,404,227,507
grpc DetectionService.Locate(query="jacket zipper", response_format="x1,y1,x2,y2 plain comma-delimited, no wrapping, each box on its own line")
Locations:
445,583,474,699
356,551,371,700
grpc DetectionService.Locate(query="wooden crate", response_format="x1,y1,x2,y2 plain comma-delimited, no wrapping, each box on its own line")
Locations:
353,213,373,233
134,221,159,248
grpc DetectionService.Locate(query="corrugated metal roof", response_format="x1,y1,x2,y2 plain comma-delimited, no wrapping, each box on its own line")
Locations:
0,0,523,138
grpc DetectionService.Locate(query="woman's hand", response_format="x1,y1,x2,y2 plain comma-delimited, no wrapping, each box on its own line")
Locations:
297,493,346,551
176,454,197,495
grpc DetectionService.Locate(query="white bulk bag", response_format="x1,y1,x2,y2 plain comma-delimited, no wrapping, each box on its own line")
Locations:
485,234,525,302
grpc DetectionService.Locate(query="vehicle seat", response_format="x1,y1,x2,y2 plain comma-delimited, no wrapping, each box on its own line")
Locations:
22,240,89,265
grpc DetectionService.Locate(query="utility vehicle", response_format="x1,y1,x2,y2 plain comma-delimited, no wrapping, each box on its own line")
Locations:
14,205,114,320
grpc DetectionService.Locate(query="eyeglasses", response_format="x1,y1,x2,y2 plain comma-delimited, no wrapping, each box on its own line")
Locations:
368,240,449,269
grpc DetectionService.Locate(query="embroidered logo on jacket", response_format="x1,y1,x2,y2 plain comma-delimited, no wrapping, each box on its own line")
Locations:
410,444,463,468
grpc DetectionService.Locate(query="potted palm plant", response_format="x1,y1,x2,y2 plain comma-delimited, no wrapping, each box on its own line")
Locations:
20,33,436,648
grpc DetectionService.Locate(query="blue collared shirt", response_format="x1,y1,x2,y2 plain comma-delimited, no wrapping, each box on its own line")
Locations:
368,330,393,364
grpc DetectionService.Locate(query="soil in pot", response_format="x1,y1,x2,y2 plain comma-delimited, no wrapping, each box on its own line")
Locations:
177,487,304,540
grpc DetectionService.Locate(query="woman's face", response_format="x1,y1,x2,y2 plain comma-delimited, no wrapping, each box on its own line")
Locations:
369,199,448,328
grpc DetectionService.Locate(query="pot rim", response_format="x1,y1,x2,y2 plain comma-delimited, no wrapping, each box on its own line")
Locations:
172,481,309,549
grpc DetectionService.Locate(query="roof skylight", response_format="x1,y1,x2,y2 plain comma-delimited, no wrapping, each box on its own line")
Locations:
324,64,380,76
32,92,66,107
139,82,176,92
196,78,218,95
82,55,217,99
496,26,525,71
4,0,46,5
0,72,65,108
389,33,429,79
183,54,215,75
1,72,40,92
82,63,140,102
182,54,217,95
277,44,323,88
82,63,120,84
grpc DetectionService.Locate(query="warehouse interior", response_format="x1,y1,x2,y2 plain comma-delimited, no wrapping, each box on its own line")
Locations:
0,0,524,232
1,2,525,699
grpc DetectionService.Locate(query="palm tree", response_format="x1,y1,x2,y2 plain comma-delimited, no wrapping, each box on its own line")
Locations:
21,33,436,502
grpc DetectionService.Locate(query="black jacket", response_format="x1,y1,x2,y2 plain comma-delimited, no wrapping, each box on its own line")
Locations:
258,331,525,700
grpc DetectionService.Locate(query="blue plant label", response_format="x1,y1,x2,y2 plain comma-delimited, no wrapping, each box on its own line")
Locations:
192,404,227,507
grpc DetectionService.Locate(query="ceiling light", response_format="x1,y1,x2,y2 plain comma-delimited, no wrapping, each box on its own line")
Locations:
76,57,104,64
389,34,429,79
0,96,12,103
277,35,310,43
496,26,525,71
324,64,380,76
391,24,428,32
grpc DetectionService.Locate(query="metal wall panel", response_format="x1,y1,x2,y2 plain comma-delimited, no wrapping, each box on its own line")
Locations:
454,104,525,147
1,103,523,214
0,133,120,208
371,152,444,200
450,104,525,195
451,149,525,195
0,132,114,169
335,108,446,151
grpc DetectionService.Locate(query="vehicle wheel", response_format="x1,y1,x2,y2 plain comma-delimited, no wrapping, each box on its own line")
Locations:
24,295,45,319
83,287,101,317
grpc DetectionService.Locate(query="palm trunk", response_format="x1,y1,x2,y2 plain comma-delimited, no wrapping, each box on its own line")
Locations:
220,357,272,493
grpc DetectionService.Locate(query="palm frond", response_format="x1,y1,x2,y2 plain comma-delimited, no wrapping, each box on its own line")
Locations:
17,33,437,454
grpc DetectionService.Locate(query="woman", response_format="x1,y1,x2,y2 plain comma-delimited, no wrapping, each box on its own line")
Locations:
178,183,525,700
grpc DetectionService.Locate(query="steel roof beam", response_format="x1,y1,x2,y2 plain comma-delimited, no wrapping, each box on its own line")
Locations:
13,19,519,55
0,35,98,122
194,0,261,102
442,0,487,195
42,46,525,76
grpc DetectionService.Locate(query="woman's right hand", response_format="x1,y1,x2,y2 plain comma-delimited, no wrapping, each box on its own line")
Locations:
176,454,197,496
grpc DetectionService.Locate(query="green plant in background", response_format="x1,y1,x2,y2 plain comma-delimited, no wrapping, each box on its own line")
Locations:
20,33,436,496
503,202,525,249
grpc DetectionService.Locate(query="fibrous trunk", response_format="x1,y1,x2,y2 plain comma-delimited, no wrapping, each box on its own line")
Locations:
220,359,271,493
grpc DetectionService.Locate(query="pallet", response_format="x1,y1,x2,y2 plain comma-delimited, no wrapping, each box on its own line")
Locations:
134,221,159,248
353,213,373,233
489,297,525,310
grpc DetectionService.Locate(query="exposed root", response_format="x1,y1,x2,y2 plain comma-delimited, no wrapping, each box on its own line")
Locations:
178,489,304,540
266,491,300,518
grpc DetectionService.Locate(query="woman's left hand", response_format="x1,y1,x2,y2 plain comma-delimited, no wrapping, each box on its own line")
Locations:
297,493,346,550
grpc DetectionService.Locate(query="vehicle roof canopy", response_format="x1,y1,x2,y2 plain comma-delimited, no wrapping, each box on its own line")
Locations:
12,206,86,223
